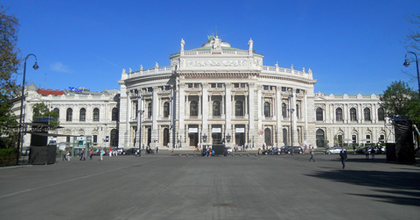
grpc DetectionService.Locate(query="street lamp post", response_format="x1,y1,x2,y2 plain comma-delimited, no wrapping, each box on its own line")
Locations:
17,54,39,165
289,94,294,155
403,51,420,99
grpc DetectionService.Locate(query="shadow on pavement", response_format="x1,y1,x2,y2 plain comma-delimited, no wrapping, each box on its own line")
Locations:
306,169,420,207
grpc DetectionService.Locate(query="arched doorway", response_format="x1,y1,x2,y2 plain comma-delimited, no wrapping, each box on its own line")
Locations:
316,129,325,148
264,128,272,146
110,129,118,148
163,128,169,147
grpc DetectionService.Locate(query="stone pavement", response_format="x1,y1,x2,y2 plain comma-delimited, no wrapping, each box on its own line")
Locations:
0,153,419,220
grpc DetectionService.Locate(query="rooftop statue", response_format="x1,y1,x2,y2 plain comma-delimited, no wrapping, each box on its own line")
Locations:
181,38,185,51
248,38,253,51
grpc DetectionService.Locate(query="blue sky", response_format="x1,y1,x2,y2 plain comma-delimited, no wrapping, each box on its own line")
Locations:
3,0,420,95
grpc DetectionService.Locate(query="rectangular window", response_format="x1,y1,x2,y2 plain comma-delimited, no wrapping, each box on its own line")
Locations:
217,83,223,88
240,83,246,88
366,135,371,143
211,83,216,88
234,83,239,88
188,83,193,88
93,135,97,143
264,85,269,90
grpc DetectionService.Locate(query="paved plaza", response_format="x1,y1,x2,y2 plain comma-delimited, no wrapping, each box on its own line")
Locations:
0,151,419,220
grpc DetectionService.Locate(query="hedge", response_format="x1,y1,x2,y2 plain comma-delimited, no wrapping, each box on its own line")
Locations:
0,149,18,166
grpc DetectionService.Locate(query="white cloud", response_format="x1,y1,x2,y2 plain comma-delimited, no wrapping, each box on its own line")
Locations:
50,62,71,73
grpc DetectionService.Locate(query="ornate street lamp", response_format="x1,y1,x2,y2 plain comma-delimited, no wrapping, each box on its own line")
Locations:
403,51,420,99
202,134,207,143
226,133,231,143
17,54,39,165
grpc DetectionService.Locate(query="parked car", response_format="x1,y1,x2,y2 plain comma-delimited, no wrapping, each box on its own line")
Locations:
117,148,125,155
225,147,233,154
325,147,342,154
280,146,291,154
125,148,139,155
291,146,303,154
281,146,302,154
269,147,281,155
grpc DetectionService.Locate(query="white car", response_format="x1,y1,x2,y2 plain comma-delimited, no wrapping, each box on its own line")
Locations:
325,147,342,154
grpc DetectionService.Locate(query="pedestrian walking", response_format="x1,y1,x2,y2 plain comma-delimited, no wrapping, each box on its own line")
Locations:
371,147,375,160
365,148,369,160
63,150,68,161
89,149,93,160
100,149,104,161
156,146,159,154
339,146,347,169
80,149,86,161
309,147,315,162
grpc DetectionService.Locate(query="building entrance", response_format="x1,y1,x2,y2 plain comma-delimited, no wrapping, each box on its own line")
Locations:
189,133,198,147
212,133,222,145
235,133,245,147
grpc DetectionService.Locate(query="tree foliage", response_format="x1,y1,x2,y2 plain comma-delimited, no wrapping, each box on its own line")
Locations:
380,81,420,125
0,6,20,149
32,103,59,126
405,15,420,53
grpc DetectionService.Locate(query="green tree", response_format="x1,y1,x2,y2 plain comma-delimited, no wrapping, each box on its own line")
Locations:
0,6,21,149
380,81,420,124
32,103,59,126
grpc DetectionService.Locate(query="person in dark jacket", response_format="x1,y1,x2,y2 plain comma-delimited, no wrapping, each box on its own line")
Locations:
339,146,347,169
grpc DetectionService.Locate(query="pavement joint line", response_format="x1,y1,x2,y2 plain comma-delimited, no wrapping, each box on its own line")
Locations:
0,157,165,199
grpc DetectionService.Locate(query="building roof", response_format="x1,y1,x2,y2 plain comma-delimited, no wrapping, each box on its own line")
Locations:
38,89,65,96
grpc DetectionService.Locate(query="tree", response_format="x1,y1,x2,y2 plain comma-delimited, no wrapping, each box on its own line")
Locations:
0,6,21,149
380,81,420,124
405,15,420,53
32,103,59,126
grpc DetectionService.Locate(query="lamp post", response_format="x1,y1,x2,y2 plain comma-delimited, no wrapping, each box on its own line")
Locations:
17,54,39,165
136,91,143,156
289,94,294,155
226,133,231,143
403,51,420,99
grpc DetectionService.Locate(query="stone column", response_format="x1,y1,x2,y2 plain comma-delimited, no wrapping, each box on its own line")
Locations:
275,86,282,147
151,87,158,147
125,92,130,148
225,83,232,137
202,83,209,136
249,83,256,144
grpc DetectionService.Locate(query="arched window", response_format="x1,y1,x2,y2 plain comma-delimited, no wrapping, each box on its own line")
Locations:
235,101,243,116
148,102,152,118
336,108,343,121
316,107,323,121
112,108,118,121
264,102,271,117
110,129,118,147
378,108,385,121
282,103,287,117
213,101,221,116
93,108,100,121
364,108,371,121
163,102,170,118
283,128,288,145
190,101,198,116
66,108,73,122
53,108,59,120
79,108,86,121
350,108,357,121
316,129,325,148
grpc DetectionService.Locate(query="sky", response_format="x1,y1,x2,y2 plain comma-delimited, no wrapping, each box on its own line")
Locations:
2,0,420,95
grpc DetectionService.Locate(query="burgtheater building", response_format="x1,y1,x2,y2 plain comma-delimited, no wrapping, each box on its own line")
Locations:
117,35,393,150
15,35,394,150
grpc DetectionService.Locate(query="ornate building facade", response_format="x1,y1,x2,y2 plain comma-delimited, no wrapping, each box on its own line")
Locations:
117,36,394,150
14,36,394,150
